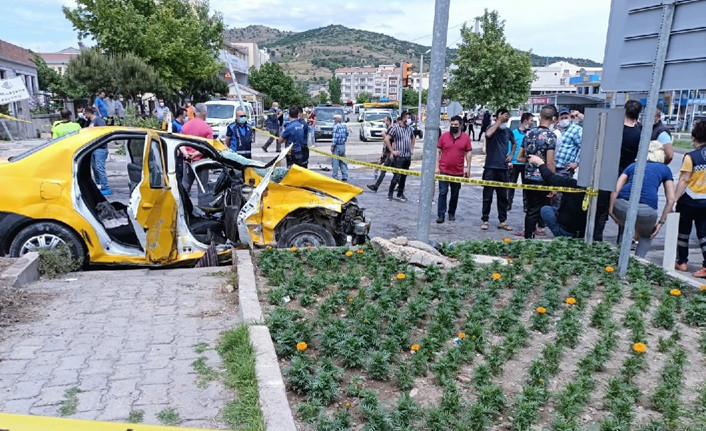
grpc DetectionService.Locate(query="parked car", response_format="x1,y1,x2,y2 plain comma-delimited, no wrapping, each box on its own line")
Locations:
359,109,392,141
509,116,538,131
204,100,255,141
0,127,369,267
314,106,347,141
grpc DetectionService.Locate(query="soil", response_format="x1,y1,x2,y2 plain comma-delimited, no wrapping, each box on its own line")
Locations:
254,249,706,431
0,258,53,340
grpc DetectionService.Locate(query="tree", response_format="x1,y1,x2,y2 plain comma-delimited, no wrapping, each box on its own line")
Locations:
402,88,428,107
356,92,372,104
447,10,534,109
328,76,342,105
63,0,224,96
32,54,68,97
317,91,329,105
248,63,307,108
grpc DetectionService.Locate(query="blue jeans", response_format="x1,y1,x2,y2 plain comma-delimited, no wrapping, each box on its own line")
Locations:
332,145,348,180
91,147,109,189
540,205,574,238
438,175,461,218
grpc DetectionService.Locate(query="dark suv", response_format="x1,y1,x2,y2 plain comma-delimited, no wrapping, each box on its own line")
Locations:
314,107,346,141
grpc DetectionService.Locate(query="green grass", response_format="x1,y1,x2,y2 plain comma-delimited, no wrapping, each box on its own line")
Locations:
193,342,209,354
191,356,219,388
127,409,145,423
674,139,693,150
156,407,180,426
217,325,265,431
58,387,82,416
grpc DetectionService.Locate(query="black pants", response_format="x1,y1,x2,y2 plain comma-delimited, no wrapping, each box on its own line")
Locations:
676,201,706,267
286,146,309,168
508,164,525,210
438,175,462,218
481,168,509,223
388,155,412,196
593,190,612,242
374,152,392,188
524,189,550,239
467,124,475,140
263,128,280,151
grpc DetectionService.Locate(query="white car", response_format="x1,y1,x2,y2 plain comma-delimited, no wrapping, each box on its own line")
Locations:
204,100,255,141
359,110,392,141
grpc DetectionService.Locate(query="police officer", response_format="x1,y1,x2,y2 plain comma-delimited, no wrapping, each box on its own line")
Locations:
225,108,254,159
279,106,310,168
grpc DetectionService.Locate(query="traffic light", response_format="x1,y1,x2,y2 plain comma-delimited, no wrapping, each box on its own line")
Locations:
402,62,413,87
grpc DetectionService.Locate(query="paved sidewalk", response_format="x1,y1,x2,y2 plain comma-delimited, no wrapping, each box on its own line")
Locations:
0,267,239,429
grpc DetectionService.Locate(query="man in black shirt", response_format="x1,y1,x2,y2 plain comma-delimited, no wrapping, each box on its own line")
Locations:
619,100,643,175
481,108,516,230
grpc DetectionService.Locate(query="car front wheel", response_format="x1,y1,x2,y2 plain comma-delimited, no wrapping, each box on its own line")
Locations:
9,222,85,264
277,223,337,248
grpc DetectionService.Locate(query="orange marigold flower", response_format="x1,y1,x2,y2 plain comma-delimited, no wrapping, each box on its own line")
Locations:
700,285,706,291
605,266,615,273
348,297,354,303
356,249,364,254
565,297,577,305
506,258,514,263
345,250,353,257
492,272,502,280
290,246,298,252
503,237,511,243
296,342,308,351
306,245,313,250
536,306,547,314
397,273,406,280
410,344,420,351
266,245,273,250
633,342,647,354
670,289,682,296
458,332,466,339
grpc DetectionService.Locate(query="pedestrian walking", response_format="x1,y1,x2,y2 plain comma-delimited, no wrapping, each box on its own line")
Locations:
479,110,491,136
51,108,81,139
480,108,516,231
436,115,472,223
674,120,706,278
306,105,317,148
508,113,533,212
261,102,282,152
280,107,310,168
386,111,416,202
331,114,348,181
517,105,557,239
367,116,394,192
225,108,254,159
114,94,126,125
180,103,212,194
84,107,110,195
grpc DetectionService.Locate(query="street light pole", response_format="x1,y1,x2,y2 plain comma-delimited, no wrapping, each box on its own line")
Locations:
418,49,431,123
416,0,450,242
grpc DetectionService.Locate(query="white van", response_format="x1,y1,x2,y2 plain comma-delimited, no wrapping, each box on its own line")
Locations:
204,100,255,141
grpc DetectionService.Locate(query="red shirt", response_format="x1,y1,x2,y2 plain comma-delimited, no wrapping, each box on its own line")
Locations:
437,131,472,175
181,118,213,162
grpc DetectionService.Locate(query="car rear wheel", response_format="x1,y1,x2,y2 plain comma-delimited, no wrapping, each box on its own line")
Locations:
9,222,85,264
278,223,337,248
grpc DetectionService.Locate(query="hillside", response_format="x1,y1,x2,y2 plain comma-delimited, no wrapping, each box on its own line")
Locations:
530,53,601,68
224,24,602,81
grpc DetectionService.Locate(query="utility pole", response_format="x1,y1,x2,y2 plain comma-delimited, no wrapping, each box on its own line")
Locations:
474,16,481,34
398,60,403,112
418,49,431,123
416,0,450,242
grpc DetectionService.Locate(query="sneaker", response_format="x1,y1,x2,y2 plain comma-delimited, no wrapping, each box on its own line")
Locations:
448,214,456,221
436,216,445,224
534,229,547,237
693,267,706,278
100,188,112,196
261,145,268,152
396,194,408,202
387,194,393,201
674,262,688,271
367,184,378,192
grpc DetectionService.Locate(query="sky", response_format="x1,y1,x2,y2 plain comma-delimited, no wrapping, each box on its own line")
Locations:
0,0,611,62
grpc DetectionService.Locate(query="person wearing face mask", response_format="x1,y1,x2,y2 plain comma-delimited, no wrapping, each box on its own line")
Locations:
153,98,170,122
385,111,416,202
172,107,186,133
480,107,516,231
225,108,254,159
105,92,116,125
367,116,395,192
435,115,472,223
554,107,583,178
114,94,125,125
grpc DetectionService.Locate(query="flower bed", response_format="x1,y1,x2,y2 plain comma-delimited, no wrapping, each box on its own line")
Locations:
255,238,706,431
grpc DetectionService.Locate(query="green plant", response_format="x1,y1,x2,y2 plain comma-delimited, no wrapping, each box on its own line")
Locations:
191,356,219,388
193,342,209,354
127,409,144,423
157,407,180,426
38,244,82,278
58,387,82,416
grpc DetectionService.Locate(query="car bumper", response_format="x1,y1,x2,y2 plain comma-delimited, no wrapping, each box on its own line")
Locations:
362,129,385,140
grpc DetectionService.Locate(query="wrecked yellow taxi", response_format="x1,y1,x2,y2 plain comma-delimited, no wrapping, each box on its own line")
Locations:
0,127,369,266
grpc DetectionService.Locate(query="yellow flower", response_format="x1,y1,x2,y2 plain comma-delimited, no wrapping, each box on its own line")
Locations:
605,266,615,273
397,273,406,280
536,306,547,314
296,342,308,351
506,258,514,263
538,378,544,383
345,250,353,257
565,297,577,305
344,401,351,409
307,245,313,250
670,289,682,296
348,296,354,303
492,272,502,280
633,342,647,354
503,237,511,243
356,249,364,254
458,332,466,339
266,245,273,250
290,246,298,252
410,344,420,351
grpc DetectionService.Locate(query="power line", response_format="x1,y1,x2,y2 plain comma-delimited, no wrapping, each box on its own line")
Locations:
408,20,468,43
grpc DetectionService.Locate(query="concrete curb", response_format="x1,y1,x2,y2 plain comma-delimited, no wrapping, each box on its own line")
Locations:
234,249,297,431
0,252,39,287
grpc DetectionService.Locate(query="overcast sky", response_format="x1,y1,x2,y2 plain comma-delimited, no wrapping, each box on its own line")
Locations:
1,0,611,62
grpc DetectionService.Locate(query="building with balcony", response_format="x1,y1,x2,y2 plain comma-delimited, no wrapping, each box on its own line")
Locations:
228,42,270,70
335,65,403,103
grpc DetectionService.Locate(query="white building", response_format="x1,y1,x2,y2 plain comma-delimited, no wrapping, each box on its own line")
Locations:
39,47,79,75
530,61,602,96
228,42,270,70
335,65,402,103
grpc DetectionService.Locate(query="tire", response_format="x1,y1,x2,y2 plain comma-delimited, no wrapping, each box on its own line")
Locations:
278,223,337,248
9,222,85,263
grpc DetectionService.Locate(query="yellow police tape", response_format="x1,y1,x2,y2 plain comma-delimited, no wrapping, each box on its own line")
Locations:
0,412,213,431
253,126,597,210
0,112,51,129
